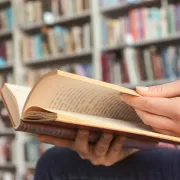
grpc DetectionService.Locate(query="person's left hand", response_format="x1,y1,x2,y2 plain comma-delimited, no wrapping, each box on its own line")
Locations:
38,130,138,166
121,80,180,137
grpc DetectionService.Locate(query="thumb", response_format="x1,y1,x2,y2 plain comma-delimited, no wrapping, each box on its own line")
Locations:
136,80,180,97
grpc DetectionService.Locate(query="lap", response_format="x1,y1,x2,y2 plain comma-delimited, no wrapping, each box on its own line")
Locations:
34,147,180,180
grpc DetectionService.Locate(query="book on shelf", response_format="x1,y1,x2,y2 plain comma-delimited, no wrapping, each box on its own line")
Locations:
2,70,180,150
0,137,14,170
101,46,180,85
24,0,90,25
21,24,91,61
0,172,15,180
0,7,12,31
24,137,53,164
101,3,180,47
0,40,13,67
25,63,92,87
99,0,150,7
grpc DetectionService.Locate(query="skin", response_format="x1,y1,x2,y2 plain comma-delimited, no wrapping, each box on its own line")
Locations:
121,80,180,137
38,80,180,166
38,131,138,166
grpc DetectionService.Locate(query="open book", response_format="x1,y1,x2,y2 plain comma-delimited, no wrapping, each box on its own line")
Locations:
1,70,180,149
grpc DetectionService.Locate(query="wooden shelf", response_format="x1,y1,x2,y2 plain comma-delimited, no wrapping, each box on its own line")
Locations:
102,44,124,52
100,0,160,15
21,10,91,32
0,30,12,39
122,78,178,89
0,129,15,136
130,33,180,47
24,50,92,66
0,163,16,171
0,0,11,7
0,64,13,72
102,33,180,51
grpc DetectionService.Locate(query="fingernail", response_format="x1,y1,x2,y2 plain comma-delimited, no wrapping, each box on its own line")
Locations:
136,86,148,91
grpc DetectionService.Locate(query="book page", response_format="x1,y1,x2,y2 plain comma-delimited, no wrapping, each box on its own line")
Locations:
24,72,142,124
1,84,31,127
23,108,180,145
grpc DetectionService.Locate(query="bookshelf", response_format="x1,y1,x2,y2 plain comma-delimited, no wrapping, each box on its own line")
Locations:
100,0,161,14
1,0,180,179
21,10,91,32
102,33,180,51
24,50,92,66
0,0,11,7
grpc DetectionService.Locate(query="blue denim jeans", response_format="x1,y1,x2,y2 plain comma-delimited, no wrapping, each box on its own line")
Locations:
34,147,180,180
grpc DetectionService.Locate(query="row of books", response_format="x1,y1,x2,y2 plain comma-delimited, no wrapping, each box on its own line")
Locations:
0,172,14,180
0,41,13,68
0,7,12,31
102,46,180,84
0,106,12,130
26,63,92,87
0,137,13,164
24,0,90,25
24,137,53,164
21,24,91,61
101,4,180,46
99,0,148,7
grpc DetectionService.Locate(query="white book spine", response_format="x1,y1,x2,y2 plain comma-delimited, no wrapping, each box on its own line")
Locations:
124,48,139,84
83,23,91,51
143,49,154,81
160,7,168,38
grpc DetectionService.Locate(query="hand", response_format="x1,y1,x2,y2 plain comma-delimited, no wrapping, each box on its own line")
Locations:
121,80,180,137
38,130,138,166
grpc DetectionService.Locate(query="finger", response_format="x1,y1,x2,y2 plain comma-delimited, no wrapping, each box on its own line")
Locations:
157,142,178,149
135,109,177,132
136,80,180,97
106,137,138,166
94,133,113,157
106,136,124,163
153,128,180,137
74,129,89,157
38,135,73,148
122,94,175,118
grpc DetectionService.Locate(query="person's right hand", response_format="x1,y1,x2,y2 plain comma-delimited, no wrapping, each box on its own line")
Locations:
38,129,138,166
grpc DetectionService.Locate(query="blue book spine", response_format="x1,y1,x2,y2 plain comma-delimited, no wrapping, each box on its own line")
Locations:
155,8,161,38
53,26,63,51
38,34,43,58
161,49,168,78
35,34,43,59
5,8,12,30
177,4,180,31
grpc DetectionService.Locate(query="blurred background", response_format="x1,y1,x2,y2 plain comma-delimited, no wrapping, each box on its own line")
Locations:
0,0,178,179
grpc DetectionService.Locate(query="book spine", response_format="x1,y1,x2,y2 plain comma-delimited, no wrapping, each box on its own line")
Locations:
16,122,157,150
16,121,100,143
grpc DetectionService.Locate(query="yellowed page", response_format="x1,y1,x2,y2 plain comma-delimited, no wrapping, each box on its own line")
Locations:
1,84,31,126
23,108,180,144
24,71,141,124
